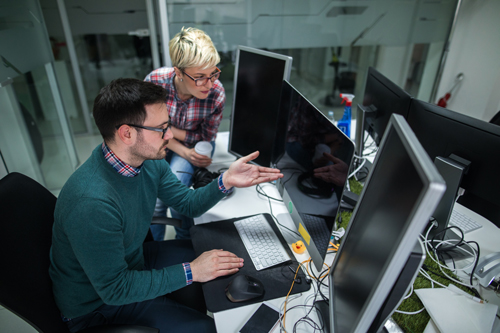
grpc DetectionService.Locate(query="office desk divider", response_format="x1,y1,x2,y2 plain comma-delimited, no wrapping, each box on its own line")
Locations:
190,213,311,312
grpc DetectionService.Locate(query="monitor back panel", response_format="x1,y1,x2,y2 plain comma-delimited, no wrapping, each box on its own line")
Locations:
407,99,500,225
362,67,412,146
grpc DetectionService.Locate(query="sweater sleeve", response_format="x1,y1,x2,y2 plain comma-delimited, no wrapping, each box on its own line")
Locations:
156,163,227,217
62,197,187,307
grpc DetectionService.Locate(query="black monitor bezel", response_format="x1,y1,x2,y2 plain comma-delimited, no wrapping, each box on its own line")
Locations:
328,114,445,333
276,80,355,272
228,45,293,167
360,67,412,151
407,98,500,226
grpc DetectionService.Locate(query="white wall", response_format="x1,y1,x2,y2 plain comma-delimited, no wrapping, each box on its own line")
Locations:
436,0,500,121
376,45,413,88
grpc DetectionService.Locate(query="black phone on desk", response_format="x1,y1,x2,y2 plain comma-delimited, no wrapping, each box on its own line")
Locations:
239,302,280,333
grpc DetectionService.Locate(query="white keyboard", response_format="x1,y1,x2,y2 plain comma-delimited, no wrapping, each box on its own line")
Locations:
234,214,291,271
448,209,483,233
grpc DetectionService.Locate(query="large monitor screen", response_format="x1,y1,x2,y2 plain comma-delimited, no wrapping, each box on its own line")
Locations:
229,46,292,167
407,99,500,226
358,67,412,153
328,114,445,333
276,80,355,272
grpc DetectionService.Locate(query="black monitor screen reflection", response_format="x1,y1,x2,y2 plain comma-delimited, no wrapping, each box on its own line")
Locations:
277,80,355,271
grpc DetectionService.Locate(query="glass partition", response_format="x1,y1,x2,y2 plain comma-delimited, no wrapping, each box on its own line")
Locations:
163,0,458,130
0,0,78,192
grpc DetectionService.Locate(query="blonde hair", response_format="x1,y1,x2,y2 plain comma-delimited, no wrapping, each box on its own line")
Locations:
169,27,220,70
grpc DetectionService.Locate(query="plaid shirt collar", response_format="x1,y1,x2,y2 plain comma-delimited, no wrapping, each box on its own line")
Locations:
101,142,142,177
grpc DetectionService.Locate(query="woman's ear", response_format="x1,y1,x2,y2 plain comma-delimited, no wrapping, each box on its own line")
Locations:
173,66,183,78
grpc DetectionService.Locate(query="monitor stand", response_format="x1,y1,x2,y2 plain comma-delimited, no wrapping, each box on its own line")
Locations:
354,104,377,158
314,241,425,333
428,154,470,240
313,300,330,332
440,230,475,263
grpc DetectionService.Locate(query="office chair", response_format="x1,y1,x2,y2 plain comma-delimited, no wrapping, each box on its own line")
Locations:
490,110,500,126
0,172,159,333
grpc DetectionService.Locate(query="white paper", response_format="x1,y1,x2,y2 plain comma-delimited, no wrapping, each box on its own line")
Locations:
415,288,497,333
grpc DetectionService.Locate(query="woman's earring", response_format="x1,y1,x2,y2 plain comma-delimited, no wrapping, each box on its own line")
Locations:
180,78,183,82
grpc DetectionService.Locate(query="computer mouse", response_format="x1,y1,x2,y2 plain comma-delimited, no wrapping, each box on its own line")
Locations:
225,274,265,302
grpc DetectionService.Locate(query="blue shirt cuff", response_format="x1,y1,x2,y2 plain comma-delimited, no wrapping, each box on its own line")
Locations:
218,172,234,194
182,262,193,285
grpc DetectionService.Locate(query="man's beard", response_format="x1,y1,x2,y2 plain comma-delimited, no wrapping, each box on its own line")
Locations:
132,137,168,161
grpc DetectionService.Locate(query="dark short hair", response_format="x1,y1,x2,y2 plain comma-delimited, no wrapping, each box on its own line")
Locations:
93,78,167,143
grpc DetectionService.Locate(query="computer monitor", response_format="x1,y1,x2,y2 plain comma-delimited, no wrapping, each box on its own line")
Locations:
276,80,355,272
407,98,500,227
321,114,445,333
229,46,293,167
355,67,412,156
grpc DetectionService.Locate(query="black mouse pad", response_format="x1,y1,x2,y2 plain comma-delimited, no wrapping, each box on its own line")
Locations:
190,213,311,313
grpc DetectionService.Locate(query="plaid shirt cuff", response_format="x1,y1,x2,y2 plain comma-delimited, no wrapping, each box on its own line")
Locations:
218,173,234,194
182,262,193,285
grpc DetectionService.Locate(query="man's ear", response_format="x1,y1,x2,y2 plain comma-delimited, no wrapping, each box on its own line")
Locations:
116,125,135,146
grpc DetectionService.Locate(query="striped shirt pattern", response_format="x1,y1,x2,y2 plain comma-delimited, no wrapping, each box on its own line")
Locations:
101,142,141,177
182,263,193,285
218,173,234,194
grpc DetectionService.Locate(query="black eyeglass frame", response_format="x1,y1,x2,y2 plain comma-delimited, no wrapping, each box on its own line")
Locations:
181,67,221,87
116,122,172,139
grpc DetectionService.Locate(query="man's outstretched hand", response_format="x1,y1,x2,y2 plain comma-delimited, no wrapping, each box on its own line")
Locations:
222,151,283,189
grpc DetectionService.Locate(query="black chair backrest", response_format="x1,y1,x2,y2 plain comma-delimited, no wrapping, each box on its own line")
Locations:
0,172,68,332
490,110,500,126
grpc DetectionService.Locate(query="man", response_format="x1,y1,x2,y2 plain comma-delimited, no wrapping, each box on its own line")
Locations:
49,78,282,332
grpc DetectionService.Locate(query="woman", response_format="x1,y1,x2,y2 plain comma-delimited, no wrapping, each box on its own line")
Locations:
145,27,226,240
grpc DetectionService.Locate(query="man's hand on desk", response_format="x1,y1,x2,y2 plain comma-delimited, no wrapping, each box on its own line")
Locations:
190,249,244,282
222,151,283,189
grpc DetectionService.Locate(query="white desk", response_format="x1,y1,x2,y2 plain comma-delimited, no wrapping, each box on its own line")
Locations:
200,131,500,333
195,132,334,332
195,181,332,332
446,203,500,309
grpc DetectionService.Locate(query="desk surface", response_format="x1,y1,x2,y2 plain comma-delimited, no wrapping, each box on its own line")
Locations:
203,131,500,333
196,132,333,332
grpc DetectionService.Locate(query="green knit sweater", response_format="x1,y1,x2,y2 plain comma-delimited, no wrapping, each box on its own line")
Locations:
49,145,226,318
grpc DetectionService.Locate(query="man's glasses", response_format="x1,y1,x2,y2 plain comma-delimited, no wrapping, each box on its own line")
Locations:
117,122,172,139
182,67,221,87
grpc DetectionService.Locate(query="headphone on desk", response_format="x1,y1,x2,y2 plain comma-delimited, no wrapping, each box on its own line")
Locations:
192,168,220,189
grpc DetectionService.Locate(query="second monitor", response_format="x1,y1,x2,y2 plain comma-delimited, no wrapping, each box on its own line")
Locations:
276,80,355,272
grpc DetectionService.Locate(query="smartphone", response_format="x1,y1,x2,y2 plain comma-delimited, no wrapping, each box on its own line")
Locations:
239,302,281,333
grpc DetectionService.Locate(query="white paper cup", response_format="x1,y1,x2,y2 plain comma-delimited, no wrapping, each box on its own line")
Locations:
194,141,213,157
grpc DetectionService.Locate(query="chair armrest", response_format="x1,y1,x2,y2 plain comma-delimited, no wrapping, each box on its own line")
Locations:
81,324,159,333
151,216,182,228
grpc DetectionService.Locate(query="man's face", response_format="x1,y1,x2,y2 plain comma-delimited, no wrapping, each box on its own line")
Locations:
181,65,219,99
130,103,173,161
